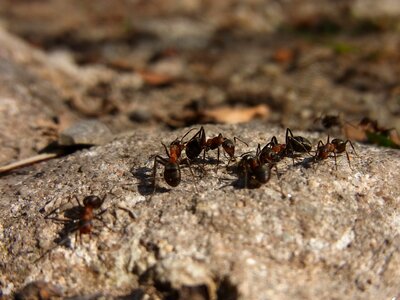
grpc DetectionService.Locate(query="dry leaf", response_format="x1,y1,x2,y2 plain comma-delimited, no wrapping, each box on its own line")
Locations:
203,104,270,124
343,123,367,141
273,48,294,64
138,70,174,86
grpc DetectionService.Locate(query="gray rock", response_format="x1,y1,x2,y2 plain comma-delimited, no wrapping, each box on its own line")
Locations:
1,123,399,300
58,120,113,146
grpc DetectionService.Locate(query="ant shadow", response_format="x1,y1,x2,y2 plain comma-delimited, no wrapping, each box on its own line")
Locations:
130,166,169,196
217,165,259,190
293,156,315,169
45,205,86,247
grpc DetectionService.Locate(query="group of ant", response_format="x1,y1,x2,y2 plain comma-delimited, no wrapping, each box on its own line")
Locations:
152,126,357,190
35,126,356,262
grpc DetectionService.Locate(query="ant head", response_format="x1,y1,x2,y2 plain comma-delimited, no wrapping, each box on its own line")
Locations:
170,139,183,147
331,138,348,152
83,195,104,208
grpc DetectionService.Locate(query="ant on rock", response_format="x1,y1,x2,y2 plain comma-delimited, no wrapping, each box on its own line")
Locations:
152,128,197,192
314,136,357,169
257,136,286,164
204,134,248,166
35,194,109,262
257,128,312,164
185,126,206,161
185,126,247,166
237,152,273,188
285,128,312,156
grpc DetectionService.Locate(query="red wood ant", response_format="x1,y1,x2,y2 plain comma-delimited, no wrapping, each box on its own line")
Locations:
257,128,312,164
237,153,272,188
185,126,206,161
285,128,312,155
184,126,248,165
258,136,286,164
358,117,397,137
152,128,197,192
15,281,62,300
313,114,342,130
314,136,357,169
204,134,248,166
35,194,108,262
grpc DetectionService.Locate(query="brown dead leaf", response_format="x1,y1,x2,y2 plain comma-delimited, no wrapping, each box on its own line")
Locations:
343,123,367,141
390,129,400,145
138,70,175,86
344,122,400,147
203,104,270,124
273,48,295,64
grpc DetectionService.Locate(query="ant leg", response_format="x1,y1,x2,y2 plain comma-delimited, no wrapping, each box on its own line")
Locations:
72,195,83,207
286,128,293,142
152,155,168,194
344,150,352,170
185,158,199,193
161,143,170,158
272,164,280,180
256,143,262,156
98,194,108,206
233,136,249,147
45,217,72,224
216,146,220,169
94,216,112,231
180,127,198,142
243,169,249,189
346,140,358,156
334,152,338,170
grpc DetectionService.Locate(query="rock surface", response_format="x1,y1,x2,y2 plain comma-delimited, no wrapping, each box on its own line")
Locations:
1,124,399,300
0,1,400,299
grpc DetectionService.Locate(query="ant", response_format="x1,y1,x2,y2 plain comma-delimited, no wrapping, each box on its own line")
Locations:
185,126,206,161
257,129,312,164
237,153,272,188
35,194,108,262
313,114,342,130
314,136,357,169
204,134,248,166
257,136,286,164
15,281,62,300
358,117,394,137
285,128,312,155
185,126,248,165
152,128,197,191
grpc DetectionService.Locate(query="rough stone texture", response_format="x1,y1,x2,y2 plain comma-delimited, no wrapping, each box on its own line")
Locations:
0,27,74,164
0,1,400,299
1,124,399,299
59,120,113,146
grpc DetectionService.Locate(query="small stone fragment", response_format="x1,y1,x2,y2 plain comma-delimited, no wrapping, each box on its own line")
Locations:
58,120,113,146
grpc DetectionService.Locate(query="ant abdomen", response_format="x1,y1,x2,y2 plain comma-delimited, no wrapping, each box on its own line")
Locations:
222,139,235,158
331,139,346,152
289,136,312,152
78,221,93,235
186,140,203,160
253,165,271,184
164,162,181,187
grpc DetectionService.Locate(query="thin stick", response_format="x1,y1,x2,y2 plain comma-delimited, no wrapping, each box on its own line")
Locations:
0,153,58,174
